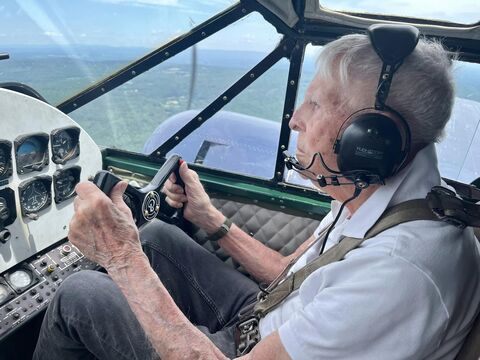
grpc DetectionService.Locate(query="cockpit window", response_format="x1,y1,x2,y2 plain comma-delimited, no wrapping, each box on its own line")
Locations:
0,0,236,104
319,0,480,24
68,11,282,160
438,61,480,183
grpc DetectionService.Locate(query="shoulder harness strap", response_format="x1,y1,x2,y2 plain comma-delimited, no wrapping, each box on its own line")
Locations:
253,198,440,318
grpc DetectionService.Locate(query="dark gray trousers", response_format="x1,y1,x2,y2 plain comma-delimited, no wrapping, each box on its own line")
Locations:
33,221,259,360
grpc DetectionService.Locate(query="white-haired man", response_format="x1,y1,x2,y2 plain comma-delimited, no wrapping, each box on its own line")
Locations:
34,32,480,360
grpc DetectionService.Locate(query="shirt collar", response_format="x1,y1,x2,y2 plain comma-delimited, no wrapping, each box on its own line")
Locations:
329,143,441,240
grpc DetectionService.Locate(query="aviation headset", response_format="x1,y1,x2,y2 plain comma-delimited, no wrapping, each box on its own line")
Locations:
329,24,420,188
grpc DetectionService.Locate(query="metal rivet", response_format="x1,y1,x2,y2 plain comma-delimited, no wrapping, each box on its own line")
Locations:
201,31,206,37
165,51,169,57
131,70,136,76
276,172,282,177
73,103,77,108
101,87,105,92
250,73,255,78
280,145,286,150
283,45,287,51
289,80,295,85
174,136,179,141
284,114,290,119
222,96,228,101
198,117,203,121
156,151,161,156
242,8,247,13
382,74,389,80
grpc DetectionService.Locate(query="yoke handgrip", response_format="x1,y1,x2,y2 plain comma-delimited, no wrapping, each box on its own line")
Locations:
92,154,184,227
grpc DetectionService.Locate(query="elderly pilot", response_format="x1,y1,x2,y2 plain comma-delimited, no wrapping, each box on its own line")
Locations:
34,29,480,360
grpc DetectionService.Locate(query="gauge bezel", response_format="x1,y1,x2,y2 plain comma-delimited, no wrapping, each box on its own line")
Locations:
0,187,17,227
4,265,40,294
53,166,81,203
51,126,80,165
0,278,15,306
0,140,13,181
14,133,49,175
18,176,52,217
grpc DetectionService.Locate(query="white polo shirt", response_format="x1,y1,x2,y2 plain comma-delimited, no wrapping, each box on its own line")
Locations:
259,144,480,359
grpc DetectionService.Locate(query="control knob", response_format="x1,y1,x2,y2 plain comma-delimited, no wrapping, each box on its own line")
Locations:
0,197,11,244
0,197,9,222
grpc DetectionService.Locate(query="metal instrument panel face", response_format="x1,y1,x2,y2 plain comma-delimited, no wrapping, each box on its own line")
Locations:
0,88,102,273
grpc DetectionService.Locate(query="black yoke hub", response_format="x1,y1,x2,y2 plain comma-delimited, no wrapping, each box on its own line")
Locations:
93,154,184,227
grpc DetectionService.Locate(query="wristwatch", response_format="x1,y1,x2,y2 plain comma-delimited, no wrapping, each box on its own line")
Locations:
206,217,232,241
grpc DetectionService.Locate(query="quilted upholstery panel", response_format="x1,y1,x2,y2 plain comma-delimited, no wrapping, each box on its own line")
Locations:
192,199,321,270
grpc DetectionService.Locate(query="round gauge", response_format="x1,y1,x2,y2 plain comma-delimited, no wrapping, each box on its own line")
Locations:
9,269,32,290
0,147,8,177
52,130,74,161
17,137,46,171
20,180,49,213
0,284,10,304
54,170,77,199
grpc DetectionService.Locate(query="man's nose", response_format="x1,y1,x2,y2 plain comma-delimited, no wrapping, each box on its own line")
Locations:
289,106,304,131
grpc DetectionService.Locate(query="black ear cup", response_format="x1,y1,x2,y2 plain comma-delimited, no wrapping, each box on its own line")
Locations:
333,112,405,179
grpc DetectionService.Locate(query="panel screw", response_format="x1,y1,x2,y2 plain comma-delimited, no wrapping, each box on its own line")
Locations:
242,8,247,13
284,114,290,119
222,96,228,101
198,117,203,121
250,73,255,78
201,31,206,37
101,87,105,92
165,51,169,57
131,70,136,76
73,103,77,108
276,172,282,177
174,136,179,141
156,151,161,156
289,80,295,85
280,145,286,150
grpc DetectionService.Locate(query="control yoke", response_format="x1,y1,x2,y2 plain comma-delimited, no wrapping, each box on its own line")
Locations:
93,154,184,227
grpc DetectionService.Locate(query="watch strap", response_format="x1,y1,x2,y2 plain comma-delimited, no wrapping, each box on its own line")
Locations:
206,217,232,241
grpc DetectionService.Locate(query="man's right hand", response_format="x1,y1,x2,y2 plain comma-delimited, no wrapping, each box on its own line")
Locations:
162,161,224,232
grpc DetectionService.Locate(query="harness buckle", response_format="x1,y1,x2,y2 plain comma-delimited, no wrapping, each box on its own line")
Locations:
236,316,261,356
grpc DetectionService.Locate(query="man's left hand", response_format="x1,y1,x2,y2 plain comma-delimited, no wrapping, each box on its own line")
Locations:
69,180,145,271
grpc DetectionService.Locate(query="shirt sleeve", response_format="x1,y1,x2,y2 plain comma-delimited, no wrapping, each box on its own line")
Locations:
277,250,448,360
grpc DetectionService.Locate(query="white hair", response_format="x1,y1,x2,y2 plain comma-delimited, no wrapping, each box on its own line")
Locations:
315,34,456,147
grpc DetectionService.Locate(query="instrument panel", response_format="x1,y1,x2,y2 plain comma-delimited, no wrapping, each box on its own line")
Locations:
0,88,103,341
0,87,102,274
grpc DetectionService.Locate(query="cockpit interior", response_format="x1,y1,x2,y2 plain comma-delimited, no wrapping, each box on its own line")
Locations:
0,0,479,359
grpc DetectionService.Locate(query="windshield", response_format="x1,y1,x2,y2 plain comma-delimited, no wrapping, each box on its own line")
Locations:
0,0,236,104
319,0,480,24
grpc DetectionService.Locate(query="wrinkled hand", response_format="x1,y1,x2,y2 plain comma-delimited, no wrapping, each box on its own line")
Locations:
69,180,144,271
162,162,223,231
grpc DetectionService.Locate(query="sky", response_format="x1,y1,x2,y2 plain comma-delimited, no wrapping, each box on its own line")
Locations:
0,0,478,51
